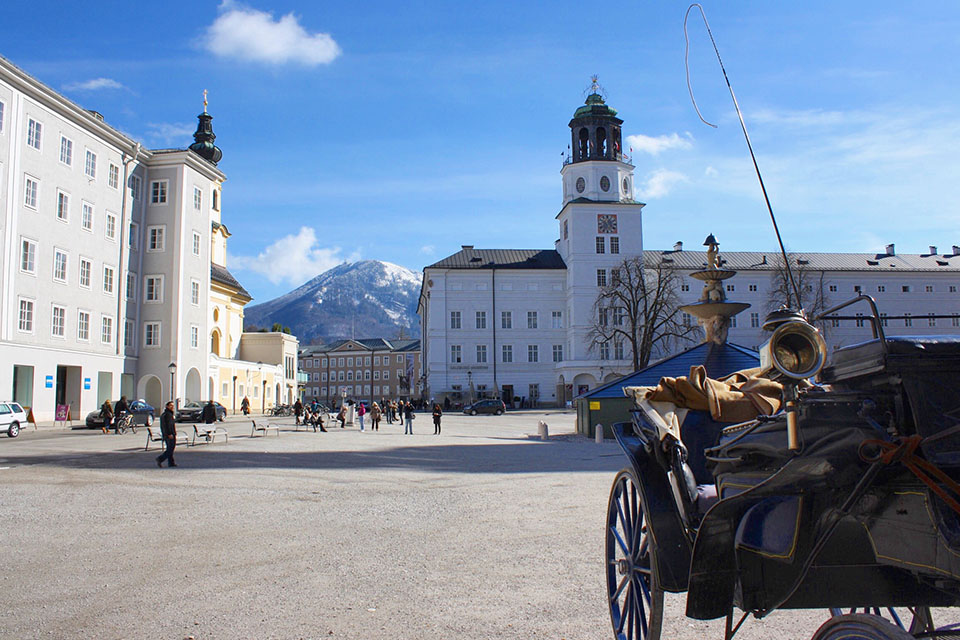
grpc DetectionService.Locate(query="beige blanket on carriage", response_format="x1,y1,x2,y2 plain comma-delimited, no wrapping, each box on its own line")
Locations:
624,365,785,427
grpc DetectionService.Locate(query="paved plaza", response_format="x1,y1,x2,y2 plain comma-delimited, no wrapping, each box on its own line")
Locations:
4,410,841,639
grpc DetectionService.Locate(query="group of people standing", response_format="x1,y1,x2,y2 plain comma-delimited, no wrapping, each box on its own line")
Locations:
99,396,129,434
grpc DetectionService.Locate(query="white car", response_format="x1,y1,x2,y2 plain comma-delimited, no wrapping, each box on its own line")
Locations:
0,402,27,438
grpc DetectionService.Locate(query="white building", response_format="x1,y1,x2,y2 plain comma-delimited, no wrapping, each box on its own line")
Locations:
419,85,960,408
0,55,296,421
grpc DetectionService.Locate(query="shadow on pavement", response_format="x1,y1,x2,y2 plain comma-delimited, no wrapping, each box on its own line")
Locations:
0,439,625,475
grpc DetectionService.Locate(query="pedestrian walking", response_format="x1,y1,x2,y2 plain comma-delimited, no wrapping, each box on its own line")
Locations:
403,401,414,435
371,402,381,431
294,398,304,425
100,398,114,434
357,402,366,431
241,396,250,416
201,399,217,424
432,403,442,435
337,404,347,428
155,401,178,468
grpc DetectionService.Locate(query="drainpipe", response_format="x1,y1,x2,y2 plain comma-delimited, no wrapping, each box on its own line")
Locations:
116,142,141,357
491,266,498,398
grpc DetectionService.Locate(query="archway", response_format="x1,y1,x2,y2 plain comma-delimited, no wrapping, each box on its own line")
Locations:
184,368,202,403
275,382,281,406
572,373,599,398
208,377,216,402
138,375,163,409
210,329,221,357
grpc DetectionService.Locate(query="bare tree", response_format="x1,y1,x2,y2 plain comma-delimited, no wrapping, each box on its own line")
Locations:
589,256,701,372
765,253,831,333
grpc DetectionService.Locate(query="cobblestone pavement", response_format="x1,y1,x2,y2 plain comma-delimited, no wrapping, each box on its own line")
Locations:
1,411,864,639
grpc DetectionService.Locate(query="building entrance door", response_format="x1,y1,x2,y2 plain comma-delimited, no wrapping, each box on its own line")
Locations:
501,385,513,406
55,365,82,415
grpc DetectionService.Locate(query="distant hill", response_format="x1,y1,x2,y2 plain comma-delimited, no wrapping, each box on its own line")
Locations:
244,260,422,344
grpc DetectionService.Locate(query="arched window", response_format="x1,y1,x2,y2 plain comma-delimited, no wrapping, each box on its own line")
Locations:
210,330,221,356
596,127,607,158
578,128,589,160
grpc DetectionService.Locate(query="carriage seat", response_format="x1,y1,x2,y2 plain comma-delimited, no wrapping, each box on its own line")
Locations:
821,335,960,383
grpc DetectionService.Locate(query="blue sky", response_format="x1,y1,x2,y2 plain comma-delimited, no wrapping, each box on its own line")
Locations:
6,1,960,304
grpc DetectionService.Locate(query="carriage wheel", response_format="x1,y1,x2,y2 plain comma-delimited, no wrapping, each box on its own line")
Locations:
828,607,960,638
813,613,916,639
606,468,663,640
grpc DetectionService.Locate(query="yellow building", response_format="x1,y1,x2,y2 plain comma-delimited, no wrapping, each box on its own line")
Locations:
207,220,299,414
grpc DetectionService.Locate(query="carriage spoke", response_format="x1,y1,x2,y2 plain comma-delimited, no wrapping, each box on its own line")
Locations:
635,577,648,638
611,573,630,602
611,526,630,556
619,582,632,635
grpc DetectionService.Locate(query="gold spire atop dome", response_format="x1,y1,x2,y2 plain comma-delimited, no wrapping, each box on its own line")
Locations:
203,89,208,113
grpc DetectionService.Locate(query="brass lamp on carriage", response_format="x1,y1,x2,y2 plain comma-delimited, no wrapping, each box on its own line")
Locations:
758,308,827,451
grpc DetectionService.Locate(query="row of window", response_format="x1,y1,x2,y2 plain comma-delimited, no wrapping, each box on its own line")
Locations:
450,344,564,364
303,385,404,398
678,281,959,295
300,354,410,369
595,236,621,254
20,240,117,293
449,310,563,330
679,311,960,330
309,369,400,382
16,300,206,351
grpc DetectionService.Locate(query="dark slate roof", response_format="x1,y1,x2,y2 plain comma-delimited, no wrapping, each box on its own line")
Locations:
649,249,960,273
426,248,566,270
211,264,252,300
582,342,759,399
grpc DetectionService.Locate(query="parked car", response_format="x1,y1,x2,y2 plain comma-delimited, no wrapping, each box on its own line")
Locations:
83,399,155,429
0,402,27,437
463,399,506,416
176,401,227,423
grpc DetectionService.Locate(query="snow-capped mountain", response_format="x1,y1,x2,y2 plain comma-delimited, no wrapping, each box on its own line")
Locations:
243,260,422,343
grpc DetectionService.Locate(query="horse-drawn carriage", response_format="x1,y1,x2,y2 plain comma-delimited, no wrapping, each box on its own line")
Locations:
606,296,960,639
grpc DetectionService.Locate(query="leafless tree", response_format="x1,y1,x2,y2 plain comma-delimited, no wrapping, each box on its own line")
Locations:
589,256,701,372
765,253,831,333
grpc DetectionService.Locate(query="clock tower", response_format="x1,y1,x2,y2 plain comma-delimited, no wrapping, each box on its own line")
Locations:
555,78,645,392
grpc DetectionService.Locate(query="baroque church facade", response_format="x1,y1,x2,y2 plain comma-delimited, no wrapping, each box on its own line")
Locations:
418,86,960,408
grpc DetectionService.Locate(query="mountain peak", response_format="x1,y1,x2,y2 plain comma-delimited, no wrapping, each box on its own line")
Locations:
244,260,422,343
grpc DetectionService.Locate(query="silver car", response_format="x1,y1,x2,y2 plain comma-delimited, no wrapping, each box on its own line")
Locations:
0,402,27,438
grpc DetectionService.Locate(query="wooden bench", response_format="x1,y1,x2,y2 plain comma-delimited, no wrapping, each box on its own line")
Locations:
192,423,229,445
144,426,189,451
250,420,280,437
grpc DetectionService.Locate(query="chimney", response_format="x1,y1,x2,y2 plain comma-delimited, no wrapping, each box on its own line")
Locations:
885,243,895,256
461,245,474,250
673,241,683,252
930,246,938,255
954,245,960,256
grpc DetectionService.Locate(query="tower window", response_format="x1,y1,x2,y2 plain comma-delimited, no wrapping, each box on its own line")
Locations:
610,237,619,254
595,237,605,254
578,128,589,160
597,127,607,158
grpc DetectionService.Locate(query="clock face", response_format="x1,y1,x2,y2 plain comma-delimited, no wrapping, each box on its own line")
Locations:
575,177,585,193
598,214,618,234
600,176,610,192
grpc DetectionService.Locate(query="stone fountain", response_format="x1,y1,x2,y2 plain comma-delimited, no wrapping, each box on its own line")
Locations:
679,234,750,344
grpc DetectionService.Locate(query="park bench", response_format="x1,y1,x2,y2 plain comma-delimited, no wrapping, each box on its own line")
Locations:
250,420,280,438
144,426,189,451
192,423,229,446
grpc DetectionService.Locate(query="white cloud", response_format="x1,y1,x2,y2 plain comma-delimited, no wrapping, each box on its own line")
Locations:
231,226,360,285
640,170,688,199
63,78,125,91
626,132,693,156
420,244,436,255
145,122,196,146
704,166,718,177
204,1,341,66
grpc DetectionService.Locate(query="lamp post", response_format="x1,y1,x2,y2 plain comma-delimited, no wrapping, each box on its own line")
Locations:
257,361,264,415
232,375,237,415
599,366,605,387
467,370,473,404
168,362,177,406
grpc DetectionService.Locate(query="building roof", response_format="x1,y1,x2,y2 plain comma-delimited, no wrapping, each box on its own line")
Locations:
425,248,566,270
299,338,421,355
581,342,760,399
649,249,960,273
211,264,252,300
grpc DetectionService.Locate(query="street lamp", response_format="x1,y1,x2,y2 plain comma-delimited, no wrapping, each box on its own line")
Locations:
168,362,177,406
599,366,605,387
232,375,237,414
257,361,264,415
467,370,473,404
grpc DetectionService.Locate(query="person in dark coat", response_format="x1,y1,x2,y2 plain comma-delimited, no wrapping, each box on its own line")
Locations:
403,401,414,435
294,399,304,425
156,402,178,468
114,396,129,434
432,403,442,435
241,396,250,416
201,399,217,424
